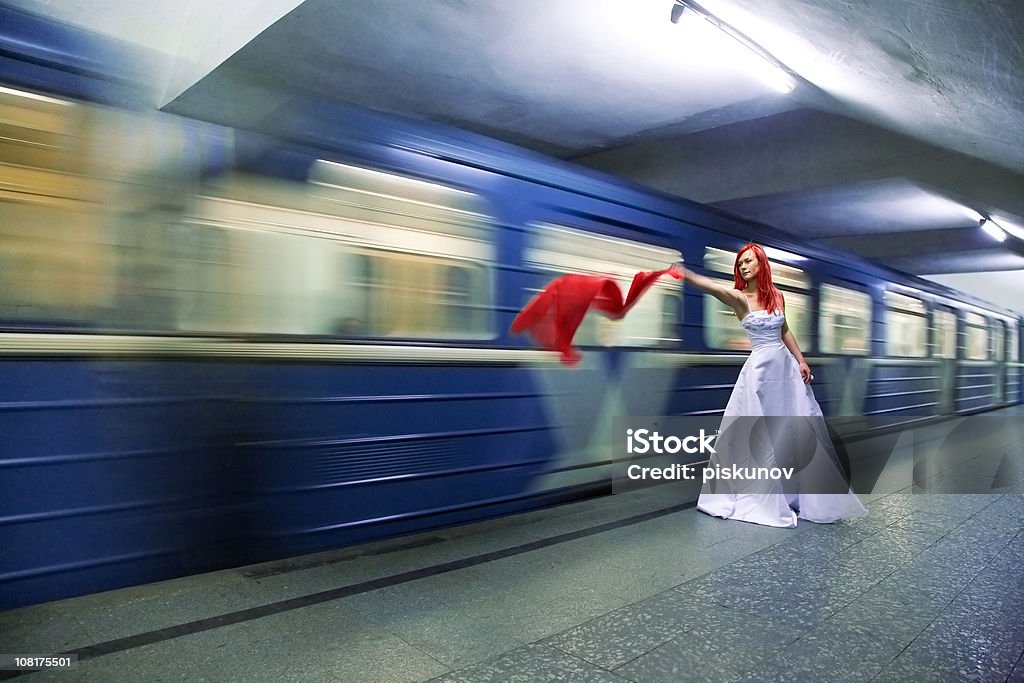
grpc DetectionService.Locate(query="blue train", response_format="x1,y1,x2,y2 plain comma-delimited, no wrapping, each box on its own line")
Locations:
1,7,1021,609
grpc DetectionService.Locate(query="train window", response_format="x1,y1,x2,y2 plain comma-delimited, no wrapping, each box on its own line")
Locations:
0,201,90,324
884,291,927,315
0,92,116,327
704,294,749,350
931,308,957,359
702,247,810,351
1009,323,1020,362
336,249,489,338
0,86,83,174
162,225,233,329
178,166,495,338
780,291,810,349
993,320,1006,362
0,93,240,333
819,284,872,355
661,294,682,344
965,312,989,360
525,224,682,347
883,291,928,357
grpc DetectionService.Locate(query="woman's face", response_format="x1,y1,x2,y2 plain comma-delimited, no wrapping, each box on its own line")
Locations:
737,249,760,283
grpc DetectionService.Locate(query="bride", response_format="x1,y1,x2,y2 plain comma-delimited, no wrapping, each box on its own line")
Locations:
677,244,867,527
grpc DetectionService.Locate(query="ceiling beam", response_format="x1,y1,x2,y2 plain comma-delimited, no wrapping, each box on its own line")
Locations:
576,108,1024,220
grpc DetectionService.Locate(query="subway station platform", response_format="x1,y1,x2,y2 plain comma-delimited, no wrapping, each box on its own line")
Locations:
3,408,1024,682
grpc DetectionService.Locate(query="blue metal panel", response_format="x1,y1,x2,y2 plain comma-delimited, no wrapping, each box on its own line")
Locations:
863,364,940,417
0,357,562,608
0,360,250,609
955,366,998,413
1007,369,1021,404
664,364,740,415
238,362,558,555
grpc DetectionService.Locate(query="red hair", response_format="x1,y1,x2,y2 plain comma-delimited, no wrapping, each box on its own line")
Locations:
733,244,784,314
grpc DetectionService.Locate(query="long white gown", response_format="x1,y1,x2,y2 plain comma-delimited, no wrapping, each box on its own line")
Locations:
696,310,867,527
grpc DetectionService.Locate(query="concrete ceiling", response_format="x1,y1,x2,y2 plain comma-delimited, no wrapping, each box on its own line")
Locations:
12,0,1024,314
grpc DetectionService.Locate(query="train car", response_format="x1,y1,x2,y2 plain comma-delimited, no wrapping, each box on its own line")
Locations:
1,7,1021,609
0,6,239,608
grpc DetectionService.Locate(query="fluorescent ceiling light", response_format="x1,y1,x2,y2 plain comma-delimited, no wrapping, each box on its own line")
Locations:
980,218,1007,242
748,61,797,95
670,0,797,94
992,216,1024,241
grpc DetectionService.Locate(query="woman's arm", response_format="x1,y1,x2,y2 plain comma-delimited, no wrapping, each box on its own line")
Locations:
675,265,747,319
781,319,812,383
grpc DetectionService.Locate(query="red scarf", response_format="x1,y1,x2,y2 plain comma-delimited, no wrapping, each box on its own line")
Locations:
510,266,681,365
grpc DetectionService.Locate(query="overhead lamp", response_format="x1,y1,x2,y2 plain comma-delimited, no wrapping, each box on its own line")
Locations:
979,217,1007,242
670,0,797,94
992,216,1024,241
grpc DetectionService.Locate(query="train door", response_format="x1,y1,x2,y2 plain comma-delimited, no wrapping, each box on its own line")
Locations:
517,215,683,489
877,290,934,421
931,306,958,415
960,312,994,413
993,319,1007,404
814,281,872,419
1010,321,1022,404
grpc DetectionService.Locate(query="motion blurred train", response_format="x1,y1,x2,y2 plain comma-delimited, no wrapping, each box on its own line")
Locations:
1,6,1021,608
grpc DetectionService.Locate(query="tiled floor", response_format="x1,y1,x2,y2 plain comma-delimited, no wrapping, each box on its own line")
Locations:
2,415,1023,682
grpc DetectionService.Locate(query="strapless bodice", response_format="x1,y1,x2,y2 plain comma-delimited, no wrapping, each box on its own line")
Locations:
741,310,785,350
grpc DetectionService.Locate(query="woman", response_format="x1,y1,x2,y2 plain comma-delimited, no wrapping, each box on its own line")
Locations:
678,244,866,527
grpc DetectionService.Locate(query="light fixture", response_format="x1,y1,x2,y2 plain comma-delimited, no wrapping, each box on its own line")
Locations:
991,216,1024,241
980,217,1007,242
670,0,797,94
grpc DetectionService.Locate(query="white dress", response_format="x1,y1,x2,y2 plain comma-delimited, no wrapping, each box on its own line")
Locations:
696,310,867,527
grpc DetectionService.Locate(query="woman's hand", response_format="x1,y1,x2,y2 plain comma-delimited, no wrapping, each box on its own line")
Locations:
798,360,812,384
